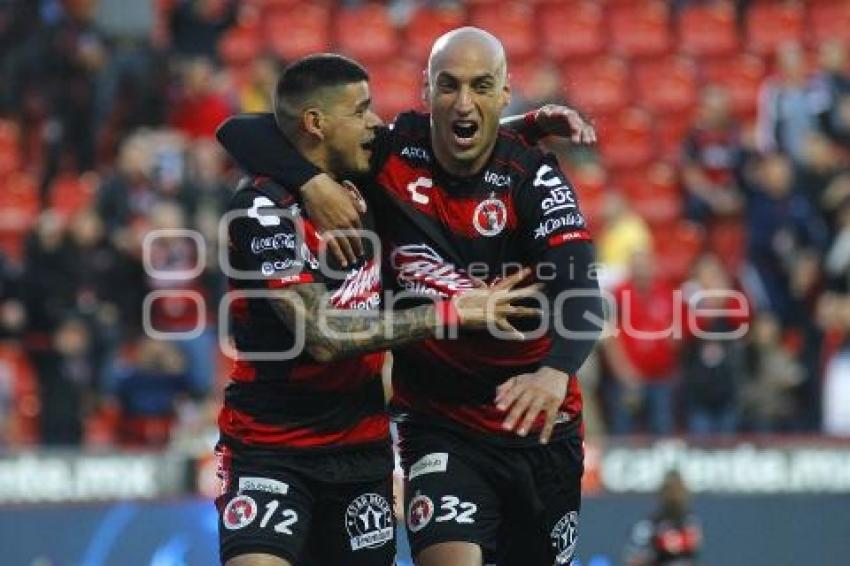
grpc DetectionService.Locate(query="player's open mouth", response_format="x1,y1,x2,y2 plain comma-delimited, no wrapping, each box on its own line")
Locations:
360,139,374,152
451,120,479,148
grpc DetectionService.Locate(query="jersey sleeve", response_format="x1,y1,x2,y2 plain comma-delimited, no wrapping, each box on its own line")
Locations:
514,154,591,259
228,188,323,289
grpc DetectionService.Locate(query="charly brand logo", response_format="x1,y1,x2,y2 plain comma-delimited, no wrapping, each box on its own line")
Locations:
345,493,394,551
473,195,508,237
407,176,433,205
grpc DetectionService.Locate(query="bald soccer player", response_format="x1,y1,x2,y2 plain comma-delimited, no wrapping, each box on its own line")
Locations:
218,29,603,565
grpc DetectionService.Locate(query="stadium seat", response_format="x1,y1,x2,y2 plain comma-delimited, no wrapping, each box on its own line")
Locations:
569,161,607,230
334,3,399,63
262,2,332,61
0,342,39,445
677,1,739,58
656,111,695,162
708,217,747,273
562,56,629,117
538,0,606,61
0,120,22,177
596,108,656,171
608,1,671,59
217,23,262,67
0,172,38,261
404,5,466,63
702,54,766,119
507,56,561,103
368,60,424,121
469,2,536,61
745,1,805,56
809,0,850,44
48,172,99,222
652,221,705,282
619,161,682,227
634,56,698,115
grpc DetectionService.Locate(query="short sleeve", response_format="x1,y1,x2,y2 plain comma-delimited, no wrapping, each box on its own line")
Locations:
514,154,591,258
228,189,322,289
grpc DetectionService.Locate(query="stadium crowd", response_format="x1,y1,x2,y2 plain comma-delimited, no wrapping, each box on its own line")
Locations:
0,0,849,448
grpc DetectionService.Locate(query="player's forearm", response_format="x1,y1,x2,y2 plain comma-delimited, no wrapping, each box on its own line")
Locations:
269,284,441,363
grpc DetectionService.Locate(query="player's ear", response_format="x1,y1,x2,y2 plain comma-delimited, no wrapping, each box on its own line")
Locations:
501,74,512,109
302,107,325,140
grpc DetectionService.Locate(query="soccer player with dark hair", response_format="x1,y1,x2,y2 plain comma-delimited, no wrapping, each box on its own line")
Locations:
219,31,602,564
216,53,545,566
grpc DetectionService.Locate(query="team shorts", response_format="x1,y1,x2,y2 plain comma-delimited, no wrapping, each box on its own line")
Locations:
215,442,396,565
398,422,584,566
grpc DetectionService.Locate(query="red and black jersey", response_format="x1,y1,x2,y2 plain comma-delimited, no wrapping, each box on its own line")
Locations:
216,111,603,448
363,112,591,444
218,176,388,465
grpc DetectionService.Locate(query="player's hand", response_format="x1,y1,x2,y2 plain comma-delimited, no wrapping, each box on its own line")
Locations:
299,174,366,267
495,367,570,444
452,267,543,337
534,104,597,145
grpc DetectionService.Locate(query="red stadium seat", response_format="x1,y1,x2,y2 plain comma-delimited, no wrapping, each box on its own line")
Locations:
634,56,698,115
708,217,747,272
0,342,39,445
404,5,466,63
619,161,682,227
469,2,536,61
609,1,671,59
262,2,332,61
745,2,805,56
334,3,399,63
217,23,262,67
48,172,99,222
0,172,38,261
652,221,705,282
570,161,607,230
538,0,606,61
596,108,656,170
809,0,850,44
562,56,629,117
656,111,695,161
0,120,22,177
677,1,739,58
368,60,424,121
702,54,766,119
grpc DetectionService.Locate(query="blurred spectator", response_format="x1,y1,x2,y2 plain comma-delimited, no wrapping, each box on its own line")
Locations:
169,56,233,139
145,201,215,395
825,200,850,292
0,252,26,341
740,312,804,433
681,254,749,436
795,133,845,219
743,152,829,323
109,337,191,446
624,469,702,566
604,250,680,435
681,85,744,225
37,316,95,445
168,0,237,59
811,39,850,148
238,54,280,113
96,132,160,235
821,294,850,436
63,209,147,387
756,42,822,162
597,192,653,290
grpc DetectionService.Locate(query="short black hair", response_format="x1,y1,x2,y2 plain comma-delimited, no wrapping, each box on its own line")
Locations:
274,53,369,133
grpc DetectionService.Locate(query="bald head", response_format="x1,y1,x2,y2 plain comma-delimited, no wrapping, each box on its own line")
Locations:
428,27,507,86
